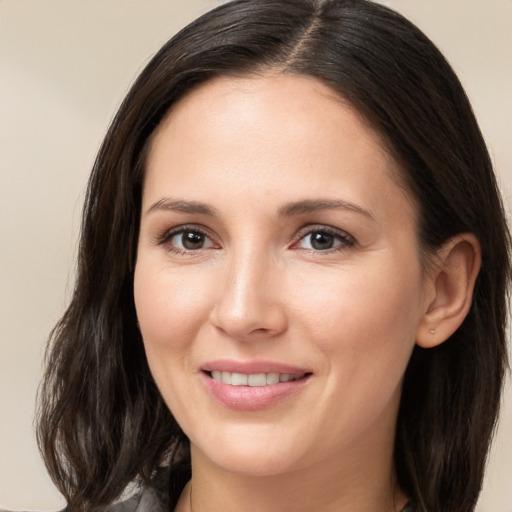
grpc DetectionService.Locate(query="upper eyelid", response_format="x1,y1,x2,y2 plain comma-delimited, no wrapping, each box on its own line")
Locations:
294,224,354,241
155,223,216,245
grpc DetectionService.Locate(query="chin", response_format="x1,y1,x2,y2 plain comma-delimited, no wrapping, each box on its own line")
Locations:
190,427,311,477
201,450,299,477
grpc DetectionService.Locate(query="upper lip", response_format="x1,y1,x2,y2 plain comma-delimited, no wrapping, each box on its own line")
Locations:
201,359,311,375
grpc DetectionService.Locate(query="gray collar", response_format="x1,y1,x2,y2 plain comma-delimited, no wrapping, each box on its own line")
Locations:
135,487,168,512
108,487,168,512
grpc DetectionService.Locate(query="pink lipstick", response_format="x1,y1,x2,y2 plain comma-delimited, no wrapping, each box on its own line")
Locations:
200,359,312,411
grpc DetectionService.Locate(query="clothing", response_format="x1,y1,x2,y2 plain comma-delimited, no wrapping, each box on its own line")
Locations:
107,487,167,512
0,487,166,512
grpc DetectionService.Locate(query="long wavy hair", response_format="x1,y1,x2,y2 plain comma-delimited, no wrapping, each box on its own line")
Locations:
37,1,511,511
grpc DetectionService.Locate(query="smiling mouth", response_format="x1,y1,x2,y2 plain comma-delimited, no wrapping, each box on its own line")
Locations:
206,371,310,386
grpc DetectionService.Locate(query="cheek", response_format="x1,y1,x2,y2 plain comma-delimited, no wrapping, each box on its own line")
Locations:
296,258,423,372
133,262,213,355
133,262,215,419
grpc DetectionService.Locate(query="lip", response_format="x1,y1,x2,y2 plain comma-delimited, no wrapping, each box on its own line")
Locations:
201,359,310,375
200,359,312,411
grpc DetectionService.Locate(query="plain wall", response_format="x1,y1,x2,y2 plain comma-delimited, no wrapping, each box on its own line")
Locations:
1,1,510,510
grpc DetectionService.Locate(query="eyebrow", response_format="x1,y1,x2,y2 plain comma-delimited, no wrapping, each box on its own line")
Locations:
146,197,375,221
146,198,219,217
278,199,375,221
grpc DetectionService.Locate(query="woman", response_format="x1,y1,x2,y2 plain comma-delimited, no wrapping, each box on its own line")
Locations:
36,1,511,511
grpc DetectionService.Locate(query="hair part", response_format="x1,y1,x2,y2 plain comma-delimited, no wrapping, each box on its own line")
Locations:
37,1,511,511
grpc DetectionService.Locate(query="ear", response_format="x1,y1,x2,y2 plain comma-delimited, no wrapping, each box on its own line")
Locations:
416,233,481,349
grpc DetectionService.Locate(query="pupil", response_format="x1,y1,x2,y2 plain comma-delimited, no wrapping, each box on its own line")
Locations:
182,231,204,249
311,232,334,250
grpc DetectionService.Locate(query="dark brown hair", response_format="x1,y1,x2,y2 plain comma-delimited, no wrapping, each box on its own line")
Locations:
37,1,511,511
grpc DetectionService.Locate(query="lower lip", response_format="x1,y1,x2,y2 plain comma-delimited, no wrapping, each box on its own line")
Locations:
201,372,311,411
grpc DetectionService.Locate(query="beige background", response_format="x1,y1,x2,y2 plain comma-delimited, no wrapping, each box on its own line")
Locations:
0,1,510,510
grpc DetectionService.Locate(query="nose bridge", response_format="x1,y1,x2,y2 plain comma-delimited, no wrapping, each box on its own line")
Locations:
211,242,286,339
228,244,269,314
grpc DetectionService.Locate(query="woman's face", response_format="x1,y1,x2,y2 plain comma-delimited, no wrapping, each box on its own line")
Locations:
134,75,432,477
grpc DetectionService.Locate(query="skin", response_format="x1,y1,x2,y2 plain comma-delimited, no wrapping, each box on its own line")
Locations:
134,74,479,512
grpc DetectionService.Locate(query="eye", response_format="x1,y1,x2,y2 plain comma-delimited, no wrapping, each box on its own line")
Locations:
172,230,213,250
158,226,216,253
295,227,354,252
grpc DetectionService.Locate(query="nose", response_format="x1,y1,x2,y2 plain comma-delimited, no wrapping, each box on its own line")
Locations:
209,248,288,341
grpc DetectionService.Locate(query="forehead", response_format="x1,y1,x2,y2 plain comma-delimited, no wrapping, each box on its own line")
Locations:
149,74,387,165
144,74,415,226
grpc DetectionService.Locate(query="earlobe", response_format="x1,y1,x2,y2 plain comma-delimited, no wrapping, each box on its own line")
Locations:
416,233,481,349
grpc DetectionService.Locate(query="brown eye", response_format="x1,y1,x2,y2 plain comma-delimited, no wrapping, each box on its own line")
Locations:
182,231,205,249
309,232,335,250
296,228,353,251
168,229,214,251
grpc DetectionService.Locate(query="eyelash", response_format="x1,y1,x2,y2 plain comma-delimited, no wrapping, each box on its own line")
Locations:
155,224,355,255
155,224,217,255
293,225,355,253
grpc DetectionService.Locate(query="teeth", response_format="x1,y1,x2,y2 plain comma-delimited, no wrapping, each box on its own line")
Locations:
248,373,266,386
209,371,305,386
266,372,279,385
231,373,248,386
